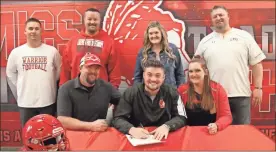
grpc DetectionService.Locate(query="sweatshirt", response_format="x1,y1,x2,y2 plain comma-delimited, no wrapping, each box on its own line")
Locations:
59,30,121,88
6,43,61,108
112,83,187,134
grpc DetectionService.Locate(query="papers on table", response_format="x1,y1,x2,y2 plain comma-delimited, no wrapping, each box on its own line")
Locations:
126,134,165,146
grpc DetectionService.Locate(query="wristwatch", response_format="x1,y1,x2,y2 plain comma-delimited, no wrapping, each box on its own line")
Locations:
255,87,262,90
163,124,171,131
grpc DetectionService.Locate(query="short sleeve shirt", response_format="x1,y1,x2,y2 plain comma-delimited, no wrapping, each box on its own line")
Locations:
57,77,121,122
195,28,266,97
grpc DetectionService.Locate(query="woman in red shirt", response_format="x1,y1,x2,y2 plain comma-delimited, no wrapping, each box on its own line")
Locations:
178,55,232,134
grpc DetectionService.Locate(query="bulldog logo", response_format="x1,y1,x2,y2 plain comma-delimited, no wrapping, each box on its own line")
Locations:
159,99,165,108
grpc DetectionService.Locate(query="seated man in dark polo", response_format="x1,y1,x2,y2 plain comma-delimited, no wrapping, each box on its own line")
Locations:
112,59,187,140
57,53,121,131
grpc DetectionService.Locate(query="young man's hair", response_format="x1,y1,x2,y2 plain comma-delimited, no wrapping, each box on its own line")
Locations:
25,17,41,26
84,8,102,26
211,5,228,13
143,59,165,72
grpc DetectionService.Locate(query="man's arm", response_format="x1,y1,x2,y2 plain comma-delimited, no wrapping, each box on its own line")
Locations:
252,62,264,106
107,40,121,88
57,116,92,131
252,62,263,89
59,39,72,86
164,94,187,132
6,50,18,99
246,31,266,106
53,48,62,81
112,88,134,134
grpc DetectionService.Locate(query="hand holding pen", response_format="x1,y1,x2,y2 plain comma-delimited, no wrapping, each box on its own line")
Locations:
128,123,150,139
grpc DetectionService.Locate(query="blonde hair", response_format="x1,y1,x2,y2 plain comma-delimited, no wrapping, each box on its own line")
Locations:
141,21,176,65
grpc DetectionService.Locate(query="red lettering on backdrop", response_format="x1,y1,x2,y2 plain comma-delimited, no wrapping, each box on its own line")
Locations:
1,11,15,66
0,2,275,146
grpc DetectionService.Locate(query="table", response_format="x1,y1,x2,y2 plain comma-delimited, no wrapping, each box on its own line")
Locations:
66,125,275,150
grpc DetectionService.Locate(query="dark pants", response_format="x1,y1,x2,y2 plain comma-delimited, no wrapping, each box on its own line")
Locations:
18,103,56,126
228,97,251,125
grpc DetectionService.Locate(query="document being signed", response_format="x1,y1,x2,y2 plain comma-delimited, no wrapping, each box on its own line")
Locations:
126,135,165,146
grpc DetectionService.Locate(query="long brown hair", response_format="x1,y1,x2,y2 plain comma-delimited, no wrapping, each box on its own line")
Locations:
187,55,214,111
141,21,175,65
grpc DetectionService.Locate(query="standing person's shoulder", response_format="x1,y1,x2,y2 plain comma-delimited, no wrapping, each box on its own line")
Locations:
199,31,216,45
168,43,179,53
12,43,28,52
231,28,255,40
41,43,59,52
99,29,114,41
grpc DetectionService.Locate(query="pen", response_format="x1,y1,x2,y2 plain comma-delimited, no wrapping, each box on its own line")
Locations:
140,123,150,136
140,123,144,128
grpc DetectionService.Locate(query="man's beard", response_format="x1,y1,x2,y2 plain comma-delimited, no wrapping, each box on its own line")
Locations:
86,75,96,85
86,24,99,35
215,21,226,31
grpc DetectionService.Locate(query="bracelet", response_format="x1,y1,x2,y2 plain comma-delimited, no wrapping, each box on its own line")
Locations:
255,87,262,90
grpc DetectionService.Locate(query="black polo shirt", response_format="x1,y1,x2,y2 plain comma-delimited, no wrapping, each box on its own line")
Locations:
57,77,121,122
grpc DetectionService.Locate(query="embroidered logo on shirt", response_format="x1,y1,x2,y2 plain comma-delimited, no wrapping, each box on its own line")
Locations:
159,99,165,108
230,37,239,41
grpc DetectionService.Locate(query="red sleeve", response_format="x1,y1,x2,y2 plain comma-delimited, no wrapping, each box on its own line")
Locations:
59,39,73,86
215,83,232,131
107,40,121,88
177,84,189,105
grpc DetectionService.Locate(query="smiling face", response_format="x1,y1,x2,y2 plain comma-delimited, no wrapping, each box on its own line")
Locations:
211,8,230,32
148,27,162,45
188,62,206,85
84,11,101,35
143,67,165,91
80,64,101,86
24,21,41,41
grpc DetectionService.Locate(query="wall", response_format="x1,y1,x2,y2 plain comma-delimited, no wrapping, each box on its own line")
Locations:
0,0,275,147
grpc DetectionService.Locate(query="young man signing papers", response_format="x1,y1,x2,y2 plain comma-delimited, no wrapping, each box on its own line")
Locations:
112,59,187,141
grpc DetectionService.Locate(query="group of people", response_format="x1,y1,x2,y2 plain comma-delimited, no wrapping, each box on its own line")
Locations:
6,5,265,151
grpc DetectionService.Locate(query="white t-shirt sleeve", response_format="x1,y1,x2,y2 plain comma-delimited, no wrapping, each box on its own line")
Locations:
246,32,266,65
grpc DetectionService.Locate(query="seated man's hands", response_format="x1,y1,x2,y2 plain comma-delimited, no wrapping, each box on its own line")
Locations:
207,123,218,134
150,124,170,140
128,127,150,139
90,119,108,132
